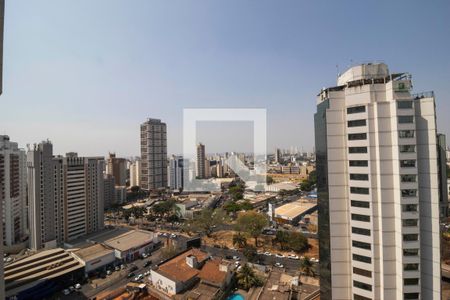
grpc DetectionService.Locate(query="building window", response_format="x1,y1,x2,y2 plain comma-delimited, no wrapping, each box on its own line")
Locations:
398,115,414,124
350,160,368,167
351,200,370,208
348,119,367,127
401,189,417,197
350,187,369,195
401,175,416,182
402,204,418,212
353,253,371,263
400,160,416,168
348,133,367,140
354,294,371,300
352,227,371,236
403,249,419,256
353,267,372,278
404,278,419,285
399,130,415,138
349,147,368,154
399,145,415,153
352,240,371,250
403,263,419,271
403,234,419,242
351,214,370,222
403,293,419,300
397,101,413,109
402,219,418,227
350,173,369,181
347,106,366,114
353,280,372,291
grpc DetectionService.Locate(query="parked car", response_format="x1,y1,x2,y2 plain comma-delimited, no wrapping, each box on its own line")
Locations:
115,266,120,271
75,283,82,289
134,274,144,281
129,265,138,272
144,260,152,268
225,255,233,259
288,254,299,260
232,256,240,261
170,233,177,238
127,272,136,278
63,289,71,295
275,253,285,258
263,252,272,256
274,262,284,268
106,270,112,275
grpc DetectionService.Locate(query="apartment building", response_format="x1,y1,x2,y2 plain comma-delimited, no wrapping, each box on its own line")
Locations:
129,159,141,187
140,118,167,190
196,143,206,179
0,136,27,248
168,155,184,191
314,63,441,299
27,141,105,250
106,153,127,186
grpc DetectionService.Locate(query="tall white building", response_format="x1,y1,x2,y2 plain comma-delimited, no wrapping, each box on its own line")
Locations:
196,143,206,179
314,63,441,300
140,118,167,190
129,159,141,187
0,136,27,248
168,155,184,191
27,142,105,250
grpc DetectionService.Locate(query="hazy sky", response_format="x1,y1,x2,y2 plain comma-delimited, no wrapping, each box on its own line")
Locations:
1,0,450,157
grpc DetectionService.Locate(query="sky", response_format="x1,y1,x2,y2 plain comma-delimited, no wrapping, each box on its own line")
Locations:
1,0,450,157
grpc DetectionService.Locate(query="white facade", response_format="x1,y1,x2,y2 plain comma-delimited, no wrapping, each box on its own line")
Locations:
0,136,27,248
168,155,184,191
315,63,441,300
130,159,141,187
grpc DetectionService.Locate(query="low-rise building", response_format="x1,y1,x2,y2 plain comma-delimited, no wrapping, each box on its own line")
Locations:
244,193,276,208
274,199,317,225
4,248,85,299
73,243,115,274
265,181,298,193
104,230,159,262
150,248,209,296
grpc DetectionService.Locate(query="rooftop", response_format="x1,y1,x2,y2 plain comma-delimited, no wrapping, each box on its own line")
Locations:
73,243,114,262
104,230,156,252
275,199,317,220
198,258,229,285
156,249,209,283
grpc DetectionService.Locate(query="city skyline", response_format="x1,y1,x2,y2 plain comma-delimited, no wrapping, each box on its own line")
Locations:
1,1,450,156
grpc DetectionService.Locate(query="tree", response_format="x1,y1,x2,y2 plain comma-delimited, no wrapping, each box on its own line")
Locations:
189,208,228,237
223,201,241,213
300,256,315,277
273,230,290,250
235,211,268,247
161,244,179,260
243,245,258,263
232,233,247,248
288,232,309,252
130,186,140,193
151,199,179,220
308,170,317,184
300,180,313,192
239,201,253,211
229,185,244,201
266,176,274,185
236,264,263,290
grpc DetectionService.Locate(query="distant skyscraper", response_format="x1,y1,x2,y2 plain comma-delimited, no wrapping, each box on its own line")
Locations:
1,1,6,296
140,118,167,190
0,136,27,248
315,63,441,299
168,155,184,191
196,143,206,179
129,159,141,187
103,173,115,209
27,142,105,250
106,153,127,186
274,148,281,164
437,133,448,217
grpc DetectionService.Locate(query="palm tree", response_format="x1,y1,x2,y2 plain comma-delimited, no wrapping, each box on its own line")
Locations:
233,233,247,248
300,256,315,277
237,264,262,290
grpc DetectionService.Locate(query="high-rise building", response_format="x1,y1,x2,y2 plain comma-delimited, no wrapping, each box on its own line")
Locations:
274,148,281,164
0,136,27,249
437,133,448,218
315,63,441,299
168,155,184,191
140,118,167,190
27,142,105,250
106,153,127,186
196,143,206,179
1,1,6,297
103,173,115,209
129,159,141,187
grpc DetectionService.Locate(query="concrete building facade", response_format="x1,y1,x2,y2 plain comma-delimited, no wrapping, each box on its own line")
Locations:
196,143,206,179
27,142,105,250
129,159,141,187
106,153,127,186
168,155,184,191
0,136,27,249
140,118,167,190
314,63,441,300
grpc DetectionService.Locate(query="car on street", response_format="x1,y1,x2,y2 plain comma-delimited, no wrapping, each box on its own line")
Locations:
274,262,284,268
142,253,148,259
127,272,136,278
134,274,144,281
115,266,120,271
129,265,138,272
232,256,240,261
63,289,71,296
170,233,177,238
106,270,112,275
264,251,272,256
225,255,233,259
275,253,285,258
143,260,152,268
288,254,299,260
75,283,82,289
